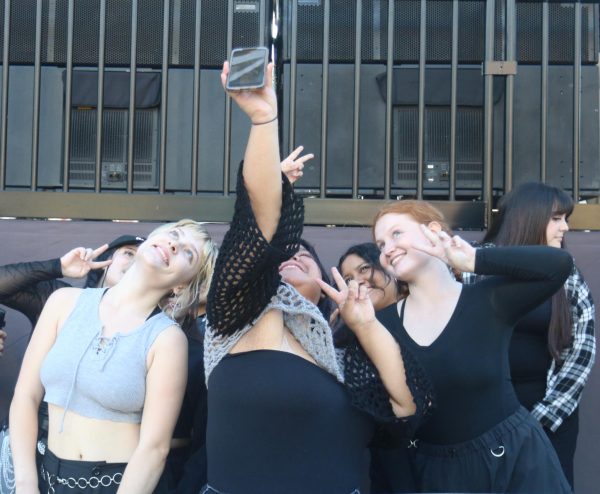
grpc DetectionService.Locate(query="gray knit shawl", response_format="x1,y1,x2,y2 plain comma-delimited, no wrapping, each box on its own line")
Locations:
204,282,344,385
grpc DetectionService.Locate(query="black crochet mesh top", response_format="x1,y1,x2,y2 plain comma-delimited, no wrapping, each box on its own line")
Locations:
204,164,434,493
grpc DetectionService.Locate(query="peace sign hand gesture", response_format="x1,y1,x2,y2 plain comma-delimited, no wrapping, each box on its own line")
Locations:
60,244,112,279
316,267,377,335
281,146,314,184
413,225,476,273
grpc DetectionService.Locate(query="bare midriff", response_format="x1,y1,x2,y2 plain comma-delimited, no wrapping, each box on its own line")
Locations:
47,403,140,462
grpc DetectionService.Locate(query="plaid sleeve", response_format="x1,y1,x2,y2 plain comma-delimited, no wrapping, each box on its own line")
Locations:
531,265,596,432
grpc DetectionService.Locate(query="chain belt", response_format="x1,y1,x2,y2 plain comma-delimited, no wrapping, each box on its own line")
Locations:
42,464,122,492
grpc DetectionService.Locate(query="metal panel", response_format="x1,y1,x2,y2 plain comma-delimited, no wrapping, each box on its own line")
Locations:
0,0,597,229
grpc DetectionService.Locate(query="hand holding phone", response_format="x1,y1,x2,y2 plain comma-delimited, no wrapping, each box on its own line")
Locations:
226,47,269,91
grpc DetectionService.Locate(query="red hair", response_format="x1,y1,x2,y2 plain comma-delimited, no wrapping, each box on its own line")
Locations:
372,200,452,237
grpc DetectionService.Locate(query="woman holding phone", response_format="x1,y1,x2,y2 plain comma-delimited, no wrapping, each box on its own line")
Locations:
202,59,432,494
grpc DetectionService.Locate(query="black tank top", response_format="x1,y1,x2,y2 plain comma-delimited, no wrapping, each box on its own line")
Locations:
206,350,373,494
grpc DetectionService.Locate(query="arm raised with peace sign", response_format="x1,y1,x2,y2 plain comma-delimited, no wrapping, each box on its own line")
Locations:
317,268,416,418
413,224,477,273
60,244,113,279
281,146,314,184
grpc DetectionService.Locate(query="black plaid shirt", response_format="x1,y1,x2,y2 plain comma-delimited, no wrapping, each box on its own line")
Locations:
463,253,596,432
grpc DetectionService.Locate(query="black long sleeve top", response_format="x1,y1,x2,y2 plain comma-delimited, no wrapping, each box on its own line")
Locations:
377,246,573,445
0,258,69,328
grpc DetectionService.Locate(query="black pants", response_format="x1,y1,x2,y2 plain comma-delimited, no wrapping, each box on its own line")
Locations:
545,407,579,490
411,407,572,493
370,445,417,494
40,449,126,494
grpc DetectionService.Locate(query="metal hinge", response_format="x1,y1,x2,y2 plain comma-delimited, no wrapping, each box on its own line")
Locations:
482,61,518,76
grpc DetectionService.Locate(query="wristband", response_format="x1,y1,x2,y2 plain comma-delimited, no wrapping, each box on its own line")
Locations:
252,115,278,126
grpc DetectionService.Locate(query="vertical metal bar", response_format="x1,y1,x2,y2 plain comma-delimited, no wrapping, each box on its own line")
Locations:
572,1,581,201
191,0,202,194
449,0,458,200
158,0,170,194
223,0,233,196
288,0,298,153
0,0,10,189
271,0,284,146
94,0,107,193
62,0,75,192
351,0,362,199
504,0,516,193
31,0,43,190
483,0,495,226
416,0,426,199
540,1,549,183
383,0,395,200
127,0,138,193
259,0,266,45
319,0,330,199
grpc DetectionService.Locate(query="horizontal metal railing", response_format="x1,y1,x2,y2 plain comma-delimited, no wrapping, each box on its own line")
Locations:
0,0,597,230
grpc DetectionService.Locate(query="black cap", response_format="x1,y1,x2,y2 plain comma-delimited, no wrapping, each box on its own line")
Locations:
107,234,146,251
84,234,146,288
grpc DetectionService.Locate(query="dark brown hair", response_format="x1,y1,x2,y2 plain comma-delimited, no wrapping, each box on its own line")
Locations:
337,242,407,300
484,182,574,362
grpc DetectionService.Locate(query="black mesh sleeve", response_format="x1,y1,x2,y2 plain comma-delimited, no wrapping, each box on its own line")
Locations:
0,259,71,326
207,163,304,336
343,333,435,437
0,258,70,328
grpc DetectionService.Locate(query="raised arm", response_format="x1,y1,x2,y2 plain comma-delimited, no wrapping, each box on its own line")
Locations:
0,245,110,327
474,246,573,324
318,270,417,419
221,61,281,240
415,228,573,325
0,258,67,327
207,63,304,336
117,326,188,493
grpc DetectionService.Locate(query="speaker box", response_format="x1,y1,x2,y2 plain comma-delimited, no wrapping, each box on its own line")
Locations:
283,0,598,65
283,61,599,199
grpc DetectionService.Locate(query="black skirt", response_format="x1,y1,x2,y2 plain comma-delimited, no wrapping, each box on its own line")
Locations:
410,406,572,493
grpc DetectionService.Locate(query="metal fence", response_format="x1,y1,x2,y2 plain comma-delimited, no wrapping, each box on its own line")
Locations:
0,0,598,229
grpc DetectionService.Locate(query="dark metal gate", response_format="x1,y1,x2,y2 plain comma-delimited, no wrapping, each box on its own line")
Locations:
0,0,598,229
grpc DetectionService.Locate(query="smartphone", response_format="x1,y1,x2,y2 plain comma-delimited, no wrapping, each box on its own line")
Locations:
0,308,5,329
226,47,269,91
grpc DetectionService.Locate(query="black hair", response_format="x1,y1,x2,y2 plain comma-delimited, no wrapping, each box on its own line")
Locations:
334,242,407,347
337,242,407,300
297,238,334,322
484,182,573,362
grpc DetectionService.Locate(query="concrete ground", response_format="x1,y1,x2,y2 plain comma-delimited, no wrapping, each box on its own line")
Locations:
0,218,598,493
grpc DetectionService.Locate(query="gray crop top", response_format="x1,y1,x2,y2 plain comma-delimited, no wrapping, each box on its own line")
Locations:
40,287,176,426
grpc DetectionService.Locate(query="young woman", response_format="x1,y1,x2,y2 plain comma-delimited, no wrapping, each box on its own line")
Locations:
339,242,404,311
463,182,596,489
373,199,574,493
338,242,418,494
9,219,217,494
202,62,431,494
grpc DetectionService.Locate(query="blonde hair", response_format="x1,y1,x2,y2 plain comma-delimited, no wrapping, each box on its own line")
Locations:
150,219,218,323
